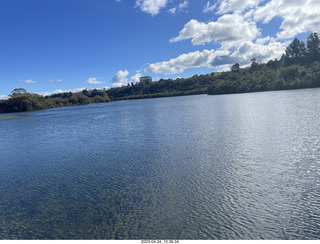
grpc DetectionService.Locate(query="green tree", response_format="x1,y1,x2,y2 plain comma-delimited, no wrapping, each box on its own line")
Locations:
93,95,104,103
285,38,306,58
139,76,152,84
250,58,258,70
69,94,90,105
82,89,89,96
307,32,320,62
10,88,27,97
231,63,240,72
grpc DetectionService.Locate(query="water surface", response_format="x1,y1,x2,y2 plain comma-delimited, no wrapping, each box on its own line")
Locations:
0,90,320,239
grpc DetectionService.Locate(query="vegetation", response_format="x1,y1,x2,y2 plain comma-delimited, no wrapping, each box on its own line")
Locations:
207,32,320,95
207,61,320,95
1,32,320,113
0,88,110,113
107,74,216,101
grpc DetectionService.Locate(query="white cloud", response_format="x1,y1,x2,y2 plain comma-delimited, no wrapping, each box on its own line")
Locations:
49,79,63,83
203,0,320,40
112,70,129,87
146,38,287,74
85,77,105,85
168,7,177,15
37,87,87,97
203,1,217,13
225,39,288,65
179,0,189,9
0,95,8,100
37,86,111,97
170,13,260,45
130,73,142,83
216,0,264,14
21,79,37,84
145,49,228,74
252,0,320,39
168,0,189,15
135,0,168,16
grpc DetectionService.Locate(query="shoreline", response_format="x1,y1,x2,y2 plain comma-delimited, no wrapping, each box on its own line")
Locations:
1,86,320,115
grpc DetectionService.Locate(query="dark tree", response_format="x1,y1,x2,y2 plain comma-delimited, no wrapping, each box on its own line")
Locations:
82,89,89,96
231,63,240,72
307,32,320,62
250,58,258,70
90,89,99,97
140,76,152,84
10,88,27,97
286,38,306,58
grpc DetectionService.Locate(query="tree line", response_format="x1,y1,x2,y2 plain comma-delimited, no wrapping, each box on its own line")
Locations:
107,74,215,100
0,88,111,113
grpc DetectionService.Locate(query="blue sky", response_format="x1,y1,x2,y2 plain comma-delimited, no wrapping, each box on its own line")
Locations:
1,0,319,99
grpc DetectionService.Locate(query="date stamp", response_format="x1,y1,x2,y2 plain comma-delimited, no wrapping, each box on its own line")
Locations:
141,240,180,244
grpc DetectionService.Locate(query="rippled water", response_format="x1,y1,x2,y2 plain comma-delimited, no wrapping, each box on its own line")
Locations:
1,90,320,239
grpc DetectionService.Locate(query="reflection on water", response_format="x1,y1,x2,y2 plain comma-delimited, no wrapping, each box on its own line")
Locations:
0,114,31,120
0,90,320,239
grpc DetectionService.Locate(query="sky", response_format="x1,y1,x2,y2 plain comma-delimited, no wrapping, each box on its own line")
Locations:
1,0,320,99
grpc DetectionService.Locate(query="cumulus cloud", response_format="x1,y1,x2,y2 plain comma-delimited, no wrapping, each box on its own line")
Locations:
38,86,111,97
112,70,129,87
85,77,105,85
202,0,320,40
146,38,287,74
251,0,320,39
135,0,168,16
170,13,260,45
145,49,229,74
0,95,8,100
216,0,264,14
225,39,288,64
37,87,87,97
130,73,142,83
